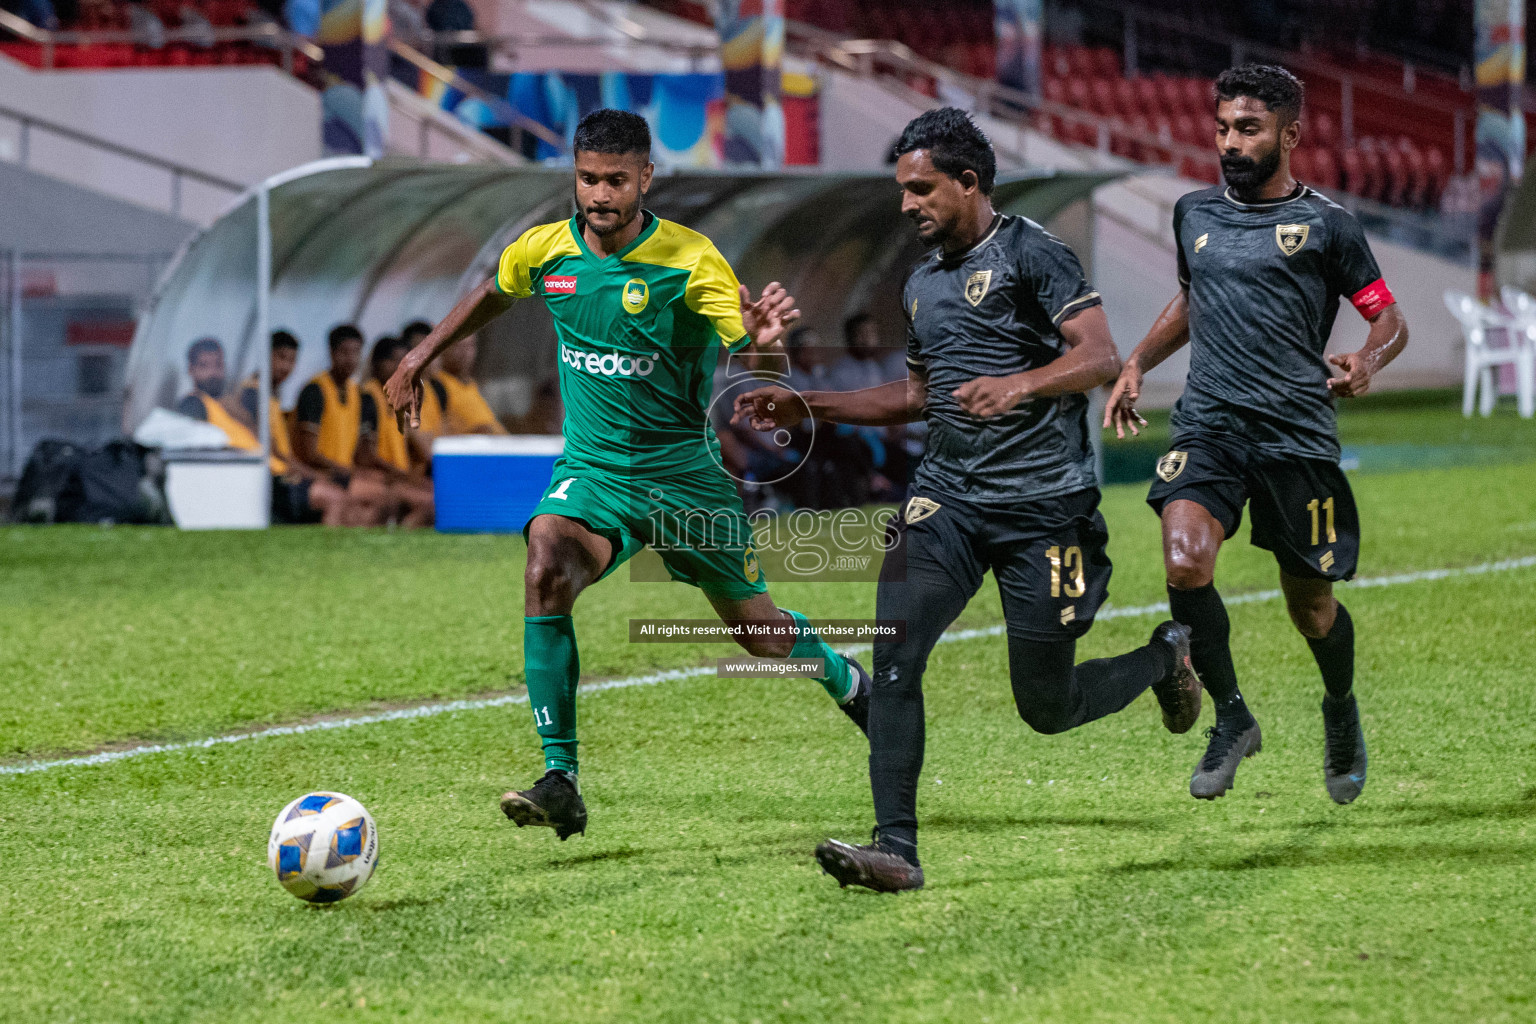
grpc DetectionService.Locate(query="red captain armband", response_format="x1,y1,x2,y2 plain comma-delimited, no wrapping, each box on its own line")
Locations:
1350,278,1395,319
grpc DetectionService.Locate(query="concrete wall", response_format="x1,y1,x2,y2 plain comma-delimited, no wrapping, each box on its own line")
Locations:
0,56,321,225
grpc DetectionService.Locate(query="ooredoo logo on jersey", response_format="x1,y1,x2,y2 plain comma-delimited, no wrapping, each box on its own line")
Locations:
561,343,657,377
544,275,577,294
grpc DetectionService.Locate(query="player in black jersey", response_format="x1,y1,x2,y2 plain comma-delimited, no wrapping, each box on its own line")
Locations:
734,108,1201,892
1106,65,1408,805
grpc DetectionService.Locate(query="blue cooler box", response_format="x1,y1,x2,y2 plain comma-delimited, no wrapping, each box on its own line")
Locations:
433,435,565,533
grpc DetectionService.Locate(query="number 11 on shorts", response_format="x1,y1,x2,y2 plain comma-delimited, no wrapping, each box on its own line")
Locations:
550,477,575,500
1307,496,1336,545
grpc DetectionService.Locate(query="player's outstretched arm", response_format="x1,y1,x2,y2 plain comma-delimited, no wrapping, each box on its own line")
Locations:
731,365,928,430
954,305,1121,419
385,278,514,428
1327,302,1408,398
1105,289,1191,438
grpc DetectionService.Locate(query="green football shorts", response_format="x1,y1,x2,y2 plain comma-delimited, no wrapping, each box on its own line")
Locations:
522,455,768,600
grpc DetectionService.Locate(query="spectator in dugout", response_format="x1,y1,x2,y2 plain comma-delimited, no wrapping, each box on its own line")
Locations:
432,335,508,435
358,336,435,528
292,324,388,524
178,335,356,525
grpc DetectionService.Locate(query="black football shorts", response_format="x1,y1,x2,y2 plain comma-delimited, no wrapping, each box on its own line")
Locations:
882,487,1112,640
1146,434,1359,581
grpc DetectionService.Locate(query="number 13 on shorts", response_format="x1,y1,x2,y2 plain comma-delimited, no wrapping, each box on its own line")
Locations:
1046,545,1086,598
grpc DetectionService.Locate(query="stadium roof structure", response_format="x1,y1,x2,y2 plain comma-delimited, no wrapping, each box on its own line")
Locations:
124,158,1120,449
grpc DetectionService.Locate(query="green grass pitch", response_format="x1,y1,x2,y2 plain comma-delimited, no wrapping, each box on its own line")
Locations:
1,394,1534,1022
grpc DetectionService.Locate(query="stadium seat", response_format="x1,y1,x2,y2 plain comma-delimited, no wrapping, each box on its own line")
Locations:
1290,148,1314,183
1424,146,1448,207
1310,111,1338,150
1310,147,1340,191
1181,77,1207,114
1090,78,1116,117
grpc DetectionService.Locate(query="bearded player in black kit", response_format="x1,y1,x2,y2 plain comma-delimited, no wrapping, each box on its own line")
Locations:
1106,65,1409,804
734,108,1202,892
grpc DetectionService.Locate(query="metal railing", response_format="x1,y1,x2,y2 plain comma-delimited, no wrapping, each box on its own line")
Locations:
387,40,568,155
0,101,245,218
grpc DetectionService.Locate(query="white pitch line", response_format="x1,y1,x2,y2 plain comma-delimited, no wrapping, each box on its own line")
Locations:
4,554,1533,778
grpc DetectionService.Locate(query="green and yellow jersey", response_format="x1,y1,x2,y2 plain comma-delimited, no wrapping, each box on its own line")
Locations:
496,212,748,475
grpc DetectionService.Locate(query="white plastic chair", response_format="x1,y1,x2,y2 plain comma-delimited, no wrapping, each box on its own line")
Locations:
1498,286,1536,419
1444,290,1534,418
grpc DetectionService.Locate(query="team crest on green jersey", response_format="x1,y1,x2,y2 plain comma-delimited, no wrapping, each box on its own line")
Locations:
964,269,992,307
622,277,650,314
743,545,760,583
1275,224,1309,257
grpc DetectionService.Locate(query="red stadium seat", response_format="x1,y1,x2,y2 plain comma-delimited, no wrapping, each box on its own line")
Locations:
1156,75,1184,114
1181,77,1208,115
1357,140,1385,202
1381,144,1408,206
1133,77,1160,117
1423,146,1448,207
1340,147,1366,197
1309,111,1338,150
1290,148,1314,183
1310,148,1340,191
1399,139,1427,207
1067,46,1096,80
1090,78,1116,116
1092,47,1121,78
1172,113,1200,147
1114,78,1137,117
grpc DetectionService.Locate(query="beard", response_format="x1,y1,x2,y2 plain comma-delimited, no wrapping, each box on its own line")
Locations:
199,376,226,398
577,189,642,238
1221,144,1283,195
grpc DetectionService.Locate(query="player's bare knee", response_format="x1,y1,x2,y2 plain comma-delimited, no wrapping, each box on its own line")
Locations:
1287,596,1336,639
1165,548,1215,590
524,557,578,614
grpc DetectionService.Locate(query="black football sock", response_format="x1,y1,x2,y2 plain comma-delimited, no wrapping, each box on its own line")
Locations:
877,825,920,866
1167,582,1251,721
1307,602,1355,700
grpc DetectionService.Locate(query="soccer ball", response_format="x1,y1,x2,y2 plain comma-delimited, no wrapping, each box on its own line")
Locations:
267,792,378,903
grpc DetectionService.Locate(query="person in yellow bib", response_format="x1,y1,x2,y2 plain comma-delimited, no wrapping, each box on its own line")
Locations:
293,324,388,524
433,336,508,435
359,336,434,528
228,332,354,526
399,320,449,469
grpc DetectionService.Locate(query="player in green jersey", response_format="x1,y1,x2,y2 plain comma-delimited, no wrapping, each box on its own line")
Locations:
385,110,871,841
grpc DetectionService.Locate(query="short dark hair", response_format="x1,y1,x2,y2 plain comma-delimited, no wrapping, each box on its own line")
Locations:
786,326,819,350
1214,64,1304,125
328,323,364,351
187,337,223,365
371,336,407,366
401,320,433,342
573,108,651,160
891,107,996,195
271,330,299,352
843,312,874,346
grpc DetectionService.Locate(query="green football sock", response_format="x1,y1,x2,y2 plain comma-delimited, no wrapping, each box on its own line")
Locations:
523,615,580,775
785,609,854,703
